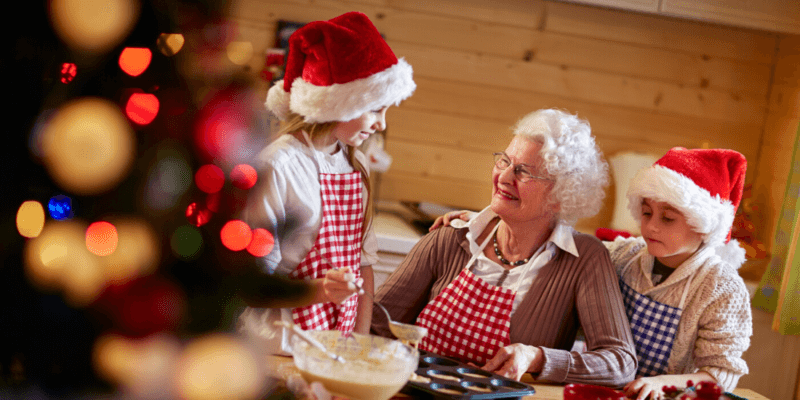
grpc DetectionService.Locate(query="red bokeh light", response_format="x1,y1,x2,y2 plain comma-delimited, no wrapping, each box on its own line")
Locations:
119,47,152,77
96,276,186,337
194,164,225,194
231,164,257,190
246,228,274,257
86,221,119,256
220,220,252,251
206,192,221,213
125,93,160,125
185,202,212,227
60,63,77,84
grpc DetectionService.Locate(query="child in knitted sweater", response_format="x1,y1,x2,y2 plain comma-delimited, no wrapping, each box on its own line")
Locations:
605,147,752,400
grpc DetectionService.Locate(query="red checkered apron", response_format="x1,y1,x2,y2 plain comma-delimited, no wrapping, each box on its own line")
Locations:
289,171,363,334
416,224,516,364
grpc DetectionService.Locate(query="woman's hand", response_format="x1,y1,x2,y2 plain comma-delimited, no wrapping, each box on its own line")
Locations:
320,268,361,304
429,210,473,231
482,343,544,382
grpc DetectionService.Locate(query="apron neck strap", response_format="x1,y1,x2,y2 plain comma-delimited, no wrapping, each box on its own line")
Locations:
467,220,501,272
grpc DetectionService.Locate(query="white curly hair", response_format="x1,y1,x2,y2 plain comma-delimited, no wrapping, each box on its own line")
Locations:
512,109,609,224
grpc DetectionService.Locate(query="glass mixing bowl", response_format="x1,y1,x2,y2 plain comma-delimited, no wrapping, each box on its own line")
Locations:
291,330,418,400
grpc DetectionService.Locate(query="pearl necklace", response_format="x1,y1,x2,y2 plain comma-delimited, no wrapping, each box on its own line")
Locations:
493,230,530,266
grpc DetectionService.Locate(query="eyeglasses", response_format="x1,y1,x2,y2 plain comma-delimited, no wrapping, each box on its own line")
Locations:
492,152,552,183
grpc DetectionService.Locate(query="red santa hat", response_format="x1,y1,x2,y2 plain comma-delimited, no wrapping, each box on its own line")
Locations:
266,11,415,123
626,147,748,267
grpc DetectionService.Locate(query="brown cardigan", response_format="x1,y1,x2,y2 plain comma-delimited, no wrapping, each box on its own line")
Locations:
371,225,637,387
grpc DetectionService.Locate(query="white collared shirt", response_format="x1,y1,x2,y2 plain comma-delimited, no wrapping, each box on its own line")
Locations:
463,207,580,314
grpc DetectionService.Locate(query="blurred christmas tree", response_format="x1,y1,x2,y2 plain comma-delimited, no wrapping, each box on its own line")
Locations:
2,1,307,398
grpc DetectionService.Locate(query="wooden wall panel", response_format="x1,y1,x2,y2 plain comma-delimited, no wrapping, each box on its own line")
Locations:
752,34,800,251
544,1,779,63
394,42,766,123
399,77,762,163
226,0,791,241
230,0,771,95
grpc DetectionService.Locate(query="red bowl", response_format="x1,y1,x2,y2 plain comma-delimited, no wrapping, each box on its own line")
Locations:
564,383,627,400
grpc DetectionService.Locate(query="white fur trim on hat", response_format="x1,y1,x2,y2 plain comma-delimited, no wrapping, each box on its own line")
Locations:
265,79,291,120
268,58,415,123
627,164,736,249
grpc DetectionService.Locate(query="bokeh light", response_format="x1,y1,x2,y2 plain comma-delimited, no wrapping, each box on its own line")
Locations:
86,221,119,256
60,62,77,84
24,220,85,290
94,334,181,398
220,220,252,252
194,164,225,194
119,47,152,77
192,85,262,167
49,0,139,53
48,195,74,220
16,201,45,238
116,277,186,336
125,92,160,125
246,228,274,257
144,150,192,212
23,220,105,306
186,202,212,227
157,33,184,56
230,164,257,190
174,334,262,400
40,97,136,195
205,192,221,213
102,218,159,283
226,41,253,66
170,225,203,260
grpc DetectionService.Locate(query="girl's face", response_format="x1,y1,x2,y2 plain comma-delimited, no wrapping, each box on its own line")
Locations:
490,136,556,225
639,198,704,268
332,106,389,147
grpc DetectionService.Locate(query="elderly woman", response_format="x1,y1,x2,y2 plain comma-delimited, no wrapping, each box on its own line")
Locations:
371,109,636,387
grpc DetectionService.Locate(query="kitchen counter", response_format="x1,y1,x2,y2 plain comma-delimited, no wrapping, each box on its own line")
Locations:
265,355,771,400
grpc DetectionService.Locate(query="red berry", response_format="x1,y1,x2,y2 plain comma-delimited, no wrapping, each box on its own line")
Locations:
695,381,722,399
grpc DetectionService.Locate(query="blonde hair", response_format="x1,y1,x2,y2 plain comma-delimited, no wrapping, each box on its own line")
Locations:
278,113,374,243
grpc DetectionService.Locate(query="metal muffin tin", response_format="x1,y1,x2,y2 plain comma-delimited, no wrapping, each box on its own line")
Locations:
401,350,536,399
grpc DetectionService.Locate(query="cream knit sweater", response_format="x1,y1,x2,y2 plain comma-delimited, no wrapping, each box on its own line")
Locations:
606,237,752,392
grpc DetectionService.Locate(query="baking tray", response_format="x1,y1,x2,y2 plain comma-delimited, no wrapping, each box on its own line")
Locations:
400,350,536,399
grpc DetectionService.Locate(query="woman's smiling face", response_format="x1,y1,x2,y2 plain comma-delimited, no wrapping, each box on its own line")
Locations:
490,136,556,225
639,198,704,268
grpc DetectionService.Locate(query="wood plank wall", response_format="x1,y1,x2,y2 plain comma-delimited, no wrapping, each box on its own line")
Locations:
227,0,799,244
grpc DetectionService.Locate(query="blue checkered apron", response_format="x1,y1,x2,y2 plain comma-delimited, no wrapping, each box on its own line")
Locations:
619,278,682,377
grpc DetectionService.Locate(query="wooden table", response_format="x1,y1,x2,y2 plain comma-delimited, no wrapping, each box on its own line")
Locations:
265,356,771,400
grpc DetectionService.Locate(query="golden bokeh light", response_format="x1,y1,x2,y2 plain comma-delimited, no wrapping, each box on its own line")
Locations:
173,334,262,400
40,98,136,195
24,220,85,290
23,220,106,307
16,201,46,238
49,0,139,53
226,42,253,66
157,33,185,56
94,334,181,397
102,218,160,283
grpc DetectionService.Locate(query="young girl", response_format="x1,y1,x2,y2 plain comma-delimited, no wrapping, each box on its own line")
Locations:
237,11,415,355
607,147,752,400
432,147,752,398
